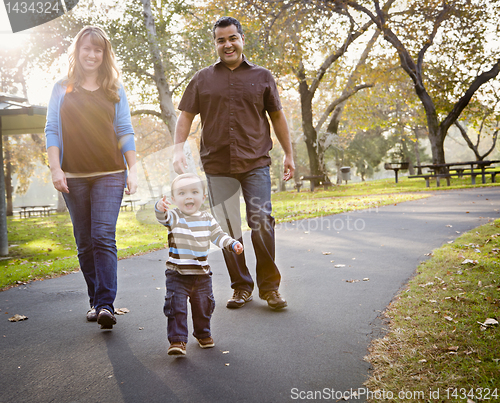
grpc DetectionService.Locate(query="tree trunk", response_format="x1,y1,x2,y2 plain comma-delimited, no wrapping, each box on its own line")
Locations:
4,137,13,216
141,0,177,141
56,191,67,213
298,66,321,179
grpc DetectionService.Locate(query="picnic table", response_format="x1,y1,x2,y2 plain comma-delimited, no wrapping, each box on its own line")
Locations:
16,205,55,218
297,175,333,192
122,198,141,211
409,160,500,187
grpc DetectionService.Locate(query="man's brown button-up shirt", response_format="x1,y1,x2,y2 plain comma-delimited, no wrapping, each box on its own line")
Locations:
178,56,283,174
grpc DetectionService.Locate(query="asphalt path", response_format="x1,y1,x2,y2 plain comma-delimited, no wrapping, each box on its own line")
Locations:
1,187,499,403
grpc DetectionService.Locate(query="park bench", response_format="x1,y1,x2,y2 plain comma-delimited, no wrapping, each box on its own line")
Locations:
298,175,333,192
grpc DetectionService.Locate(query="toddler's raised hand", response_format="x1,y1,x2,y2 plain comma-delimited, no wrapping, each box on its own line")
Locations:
157,195,171,213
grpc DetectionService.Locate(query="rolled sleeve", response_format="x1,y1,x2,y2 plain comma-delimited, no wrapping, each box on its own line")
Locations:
44,82,65,149
115,84,136,153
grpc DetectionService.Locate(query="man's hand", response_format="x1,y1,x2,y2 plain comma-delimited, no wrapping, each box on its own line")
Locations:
282,154,295,181
173,111,197,174
157,195,171,213
173,148,188,174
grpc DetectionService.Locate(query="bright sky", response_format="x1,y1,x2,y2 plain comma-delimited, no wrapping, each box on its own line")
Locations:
1,4,56,105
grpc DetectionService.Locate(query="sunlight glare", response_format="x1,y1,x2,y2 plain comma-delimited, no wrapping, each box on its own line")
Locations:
0,4,30,50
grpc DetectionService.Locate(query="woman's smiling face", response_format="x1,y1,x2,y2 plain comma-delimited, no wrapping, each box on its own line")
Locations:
78,34,103,76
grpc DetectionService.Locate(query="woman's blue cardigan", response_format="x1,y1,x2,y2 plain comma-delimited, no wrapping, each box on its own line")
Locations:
44,79,136,166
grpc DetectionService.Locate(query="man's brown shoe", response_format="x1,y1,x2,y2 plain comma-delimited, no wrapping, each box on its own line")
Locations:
97,309,117,329
168,342,187,356
259,290,287,310
197,337,215,349
226,289,253,309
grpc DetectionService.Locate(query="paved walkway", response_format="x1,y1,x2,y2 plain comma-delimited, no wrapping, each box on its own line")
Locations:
1,187,499,403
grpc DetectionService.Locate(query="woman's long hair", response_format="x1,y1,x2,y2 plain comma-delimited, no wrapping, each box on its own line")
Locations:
67,26,120,103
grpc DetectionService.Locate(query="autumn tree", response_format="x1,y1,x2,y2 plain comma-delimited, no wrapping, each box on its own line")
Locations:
0,46,49,215
222,0,393,185
328,0,500,169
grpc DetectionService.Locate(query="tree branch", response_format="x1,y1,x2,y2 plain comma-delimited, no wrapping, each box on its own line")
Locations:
131,109,162,118
441,58,500,135
417,2,451,74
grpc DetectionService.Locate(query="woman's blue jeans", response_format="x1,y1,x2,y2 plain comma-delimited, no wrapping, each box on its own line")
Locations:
206,166,281,293
164,269,215,343
63,172,125,314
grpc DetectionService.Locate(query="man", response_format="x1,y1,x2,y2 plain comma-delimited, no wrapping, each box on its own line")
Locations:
173,16,295,310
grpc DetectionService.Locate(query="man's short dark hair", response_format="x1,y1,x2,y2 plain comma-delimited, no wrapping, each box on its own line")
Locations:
213,16,244,38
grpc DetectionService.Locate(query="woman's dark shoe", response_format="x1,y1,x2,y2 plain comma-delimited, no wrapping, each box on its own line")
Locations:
86,308,97,322
97,309,117,329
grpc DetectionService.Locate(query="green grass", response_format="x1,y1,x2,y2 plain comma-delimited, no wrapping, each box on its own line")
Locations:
1,208,168,289
364,219,500,402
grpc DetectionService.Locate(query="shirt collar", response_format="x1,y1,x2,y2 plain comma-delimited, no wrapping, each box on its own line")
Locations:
214,54,253,69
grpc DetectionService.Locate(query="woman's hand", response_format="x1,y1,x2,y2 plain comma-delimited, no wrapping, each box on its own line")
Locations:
51,168,69,193
125,170,138,195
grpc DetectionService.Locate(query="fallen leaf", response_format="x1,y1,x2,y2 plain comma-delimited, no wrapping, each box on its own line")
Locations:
345,279,359,283
363,278,369,281
115,308,130,315
481,318,499,327
8,314,28,322
322,252,331,255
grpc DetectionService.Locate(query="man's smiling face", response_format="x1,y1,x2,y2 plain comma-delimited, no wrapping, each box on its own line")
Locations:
214,24,245,70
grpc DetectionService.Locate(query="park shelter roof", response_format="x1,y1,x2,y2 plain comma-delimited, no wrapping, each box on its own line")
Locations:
0,93,47,135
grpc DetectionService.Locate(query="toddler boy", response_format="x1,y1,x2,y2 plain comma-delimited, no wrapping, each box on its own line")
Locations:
156,173,243,356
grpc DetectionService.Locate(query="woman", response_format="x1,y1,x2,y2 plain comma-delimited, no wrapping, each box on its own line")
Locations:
45,26,137,330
